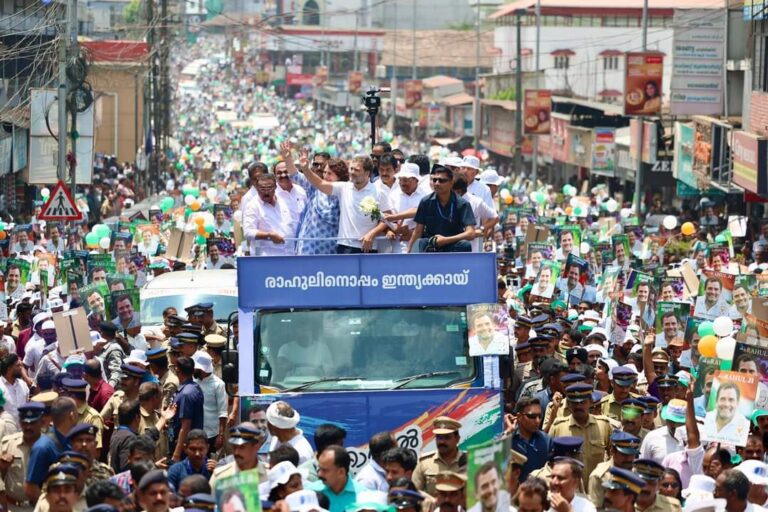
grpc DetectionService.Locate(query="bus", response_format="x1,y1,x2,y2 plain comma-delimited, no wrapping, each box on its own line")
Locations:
236,252,503,472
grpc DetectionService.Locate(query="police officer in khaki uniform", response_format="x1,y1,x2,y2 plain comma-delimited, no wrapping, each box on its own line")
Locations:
620,399,651,442
204,334,226,380
34,463,83,512
549,383,612,487
412,417,467,497
66,424,114,487
189,303,227,337
209,423,268,488
100,364,144,429
631,459,681,512
147,347,179,409
433,472,466,512
0,402,45,512
637,396,661,433
588,431,641,506
61,379,105,450
530,436,584,492
599,367,641,421
542,373,585,432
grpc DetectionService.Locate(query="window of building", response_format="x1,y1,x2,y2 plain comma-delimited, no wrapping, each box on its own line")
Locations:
554,55,570,69
603,56,619,70
754,31,768,93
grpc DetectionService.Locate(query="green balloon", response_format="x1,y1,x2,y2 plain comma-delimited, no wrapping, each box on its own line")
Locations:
176,162,184,170
0,222,5,231
195,235,207,245
189,188,200,198
85,232,99,246
160,197,174,212
95,224,111,238
698,321,715,337
204,224,215,234
715,234,727,243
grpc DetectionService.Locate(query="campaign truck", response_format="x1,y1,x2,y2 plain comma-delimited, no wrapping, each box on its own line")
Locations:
236,253,503,472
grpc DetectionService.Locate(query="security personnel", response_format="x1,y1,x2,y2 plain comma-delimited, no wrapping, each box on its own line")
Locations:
66,423,114,486
632,459,681,512
210,423,267,488
147,347,179,410
516,338,554,401
99,322,125,389
620,399,651,441
637,396,661,432
588,431,641,506
433,472,466,512
37,464,82,512
602,467,646,512
600,367,641,421
176,332,200,358
542,373,585,430
0,402,45,511
508,450,528,496
204,334,227,379
549,383,612,487
100,364,144,429
61,378,104,450
530,436,584,491
412,417,467,497
194,303,227,337
183,493,217,511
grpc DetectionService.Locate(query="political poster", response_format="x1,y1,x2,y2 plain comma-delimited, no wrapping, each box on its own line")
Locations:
466,304,510,356
109,289,141,331
556,226,581,260
531,260,561,299
694,270,734,319
693,356,720,417
214,468,261,512
655,301,690,348
659,277,685,301
6,258,30,285
733,342,768,412
702,370,757,446
523,89,552,135
624,52,664,116
79,282,111,324
466,437,511,512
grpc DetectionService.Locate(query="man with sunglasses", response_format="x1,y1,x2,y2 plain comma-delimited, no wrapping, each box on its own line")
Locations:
510,396,551,481
407,166,475,253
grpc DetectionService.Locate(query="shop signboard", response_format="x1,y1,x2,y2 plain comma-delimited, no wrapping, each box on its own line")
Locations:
732,131,768,195
624,52,664,116
591,127,616,176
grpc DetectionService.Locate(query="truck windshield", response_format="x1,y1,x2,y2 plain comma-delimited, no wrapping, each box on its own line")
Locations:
256,307,475,391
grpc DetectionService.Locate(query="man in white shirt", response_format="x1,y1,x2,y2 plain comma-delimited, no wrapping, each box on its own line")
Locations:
386,163,425,253
239,161,269,256
23,313,52,377
0,353,29,425
694,276,731,320
266,400,315,466
548,458,595,512
460,156,496,211
452,177,498,253
299,155,392,254
192,351,228,451
375,154,399,196
639,398,687,464
242,174,298,256
275,161,307,223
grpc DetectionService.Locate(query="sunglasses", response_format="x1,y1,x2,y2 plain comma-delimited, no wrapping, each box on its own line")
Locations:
370,154,381,159
431,177,450,184
660,482,680,489
522,412,542,419
395,158,405,164
311,161,323,167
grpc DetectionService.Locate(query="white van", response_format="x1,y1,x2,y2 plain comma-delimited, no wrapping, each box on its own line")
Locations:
140,270,237,326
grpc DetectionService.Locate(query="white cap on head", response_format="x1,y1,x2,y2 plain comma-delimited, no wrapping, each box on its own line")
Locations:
461,155,481,170
479,168,503,185
285,490,328,512
395,162,420,180
41,320,55,330
192,351,213,374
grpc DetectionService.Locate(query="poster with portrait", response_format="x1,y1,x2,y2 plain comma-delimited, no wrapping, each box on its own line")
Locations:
109,289,140,330
694,356,721,417
79,282,112,321
625,270,654,299
87,254,116,275
531,260,561,299
111,231,133,253
466,437,511,512
735,274,759,297
733,342,768,412
611,235,631,266
624,52,664,116
658,277,685,301
695,270,735,319
6,258,30,285
710,245,730,269
599,265,623,301
207,236,237,257
555,226,581,260
107,273,135,291
523,89,552,135
135,224,161,257
466,304,510,356
214,468,261,512
655,301,691,348
702,370,757,447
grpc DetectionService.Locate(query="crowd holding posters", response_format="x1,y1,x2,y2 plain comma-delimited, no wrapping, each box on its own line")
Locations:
466,303,510,356
531,260,560,299
466,438,511,512
702,370,756,446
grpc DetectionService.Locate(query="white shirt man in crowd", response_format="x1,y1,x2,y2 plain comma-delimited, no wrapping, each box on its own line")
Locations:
459,156,495,211
242,174,298,256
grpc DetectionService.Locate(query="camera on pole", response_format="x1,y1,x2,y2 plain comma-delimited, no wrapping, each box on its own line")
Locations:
362,86,381,150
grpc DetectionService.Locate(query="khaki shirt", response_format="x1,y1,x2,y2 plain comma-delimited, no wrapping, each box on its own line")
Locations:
636,494,682,512
159,371,180,409
543,400,570,432
550,414,612,487
99,390,126,427
412,451,467,497
203,322,227,337
599,393,640,422
209,460,267,491
32,493,87,512
587,459,614,507
530,464,585,493
77,402,105,449
140,406,168,460
87,461,115,487
0,432,32,508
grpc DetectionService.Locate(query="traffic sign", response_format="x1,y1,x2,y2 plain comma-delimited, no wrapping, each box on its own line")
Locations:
39,180,82,221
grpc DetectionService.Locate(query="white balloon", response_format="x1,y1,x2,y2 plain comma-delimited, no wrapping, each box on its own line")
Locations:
184,195,195,206
232,210,243,222
98,237,111,250
620,208,632,219
580,242,591,254
715,336,736,360
569,197,580,208
662,215,678,230
41,187,50,198
605,199,618,213
206,188,218,201
713,316,735,337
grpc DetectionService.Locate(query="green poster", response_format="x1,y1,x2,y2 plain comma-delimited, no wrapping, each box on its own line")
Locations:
466,437,511,512
215,468,261,512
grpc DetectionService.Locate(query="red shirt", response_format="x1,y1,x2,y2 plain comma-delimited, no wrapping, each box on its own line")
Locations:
16,327,32,359
88,378,114,412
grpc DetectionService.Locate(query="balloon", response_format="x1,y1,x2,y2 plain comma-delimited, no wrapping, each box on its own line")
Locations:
716,336,736,360
184,195,195,206
0,231,6,241
190,201,201,211
85,232,99,248
698,335,718,358
713,316,735,337
565,207,573,216
504,195,513,205
188,188,200,198
98,237,111,250
195,235,207,245
500,189,511,200
529,191,539,203
715,233,727,244
206,188,218,201
160,197,174,212
204,224,215,233
194,217,205,226
681,222,696,236
573,206,583,216
605,199,618,213
0,222,5,231
41,187,50,198
580,242,591,254
175,161,184,170
94,224,111,239
662,215,678,230
197,225,206,235
536,192,547,204
620,208,633,219
698,321,715,338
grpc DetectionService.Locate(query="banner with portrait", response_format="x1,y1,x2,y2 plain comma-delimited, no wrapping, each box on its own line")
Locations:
466,304,510,356
702,370,757,447
215,468,261,512
466,437,511,512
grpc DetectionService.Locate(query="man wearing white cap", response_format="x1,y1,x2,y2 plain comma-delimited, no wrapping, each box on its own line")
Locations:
192,351,228,454
460,156,495,211
267,400,315,466
22,312,51,377
382,163,426,253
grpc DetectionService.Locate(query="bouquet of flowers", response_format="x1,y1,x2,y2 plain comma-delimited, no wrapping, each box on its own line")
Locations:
359,196,381,222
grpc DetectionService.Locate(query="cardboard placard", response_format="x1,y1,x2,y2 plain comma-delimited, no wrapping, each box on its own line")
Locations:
167,229,195,261
53,307,93,356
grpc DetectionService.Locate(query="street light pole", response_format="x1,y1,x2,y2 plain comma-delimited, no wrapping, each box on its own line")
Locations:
411,0,416,145
632,0,648,217
532,0,541,184
514,9,524,174
473,1,480,151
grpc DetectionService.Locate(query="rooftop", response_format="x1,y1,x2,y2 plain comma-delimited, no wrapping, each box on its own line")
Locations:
490,0,720,19
381,30,494,68
423,75,465,88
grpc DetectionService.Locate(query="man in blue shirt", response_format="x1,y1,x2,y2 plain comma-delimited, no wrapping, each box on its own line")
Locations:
407,165,476,253
167,428,212,492
171,356,204,462
311,445,361,512
510,396,551,482
25,396,78,503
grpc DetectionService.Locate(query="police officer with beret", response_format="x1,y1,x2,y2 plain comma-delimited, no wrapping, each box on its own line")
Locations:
210,422,268,489
588,431,641,506
39,464,82,512
67,423,115,486
602,467,646,512
0,402,44,511
412,417,467,497
632,459,682,512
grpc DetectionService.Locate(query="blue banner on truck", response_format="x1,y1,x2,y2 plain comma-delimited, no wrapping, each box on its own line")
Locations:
237,253,498,309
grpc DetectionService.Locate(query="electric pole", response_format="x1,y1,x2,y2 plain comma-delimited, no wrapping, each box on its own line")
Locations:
513,9,524,174
633,0,648,217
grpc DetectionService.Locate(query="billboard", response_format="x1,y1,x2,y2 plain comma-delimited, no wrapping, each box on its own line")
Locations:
592,127,616,176
405,80,423,110
732,131,768,195
523,89,551,135
348,71,363,94
624,52,664,116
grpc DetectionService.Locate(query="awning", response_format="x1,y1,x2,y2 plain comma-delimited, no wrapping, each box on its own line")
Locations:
431,136,462,146
440,93,474,107
0,105,30,129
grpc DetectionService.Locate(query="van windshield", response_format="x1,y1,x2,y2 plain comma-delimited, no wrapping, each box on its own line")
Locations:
141,294,238,325
256,307,474,391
